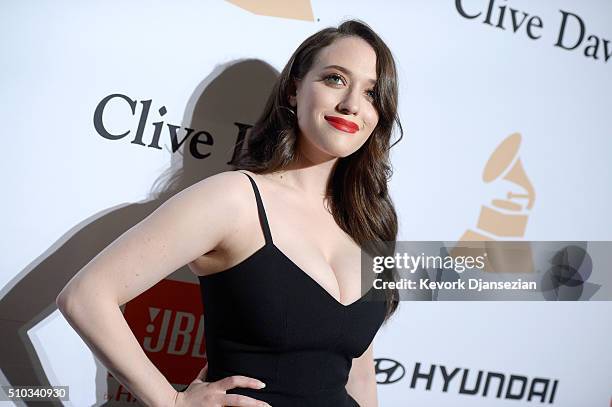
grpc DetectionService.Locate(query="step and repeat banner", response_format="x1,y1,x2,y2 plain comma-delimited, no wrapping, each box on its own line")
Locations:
1,1,611,406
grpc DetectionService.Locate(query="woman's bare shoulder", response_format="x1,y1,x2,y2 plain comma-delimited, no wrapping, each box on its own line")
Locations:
187,170,263,263
189,170,256,222
190,170,253,199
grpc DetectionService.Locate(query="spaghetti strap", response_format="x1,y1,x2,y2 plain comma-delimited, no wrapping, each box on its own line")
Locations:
237,171,273,245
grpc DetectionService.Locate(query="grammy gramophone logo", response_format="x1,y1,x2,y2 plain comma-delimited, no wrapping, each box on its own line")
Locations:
455,133,536,273
461,132,535,241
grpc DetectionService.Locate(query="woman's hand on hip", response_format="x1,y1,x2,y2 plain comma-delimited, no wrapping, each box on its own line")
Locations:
174,362,270,407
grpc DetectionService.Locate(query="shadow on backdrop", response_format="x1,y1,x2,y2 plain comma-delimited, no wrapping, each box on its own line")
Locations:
0,59,278,406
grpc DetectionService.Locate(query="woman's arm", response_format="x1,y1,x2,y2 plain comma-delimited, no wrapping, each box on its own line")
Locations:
346,342,378,406
56,172,246,407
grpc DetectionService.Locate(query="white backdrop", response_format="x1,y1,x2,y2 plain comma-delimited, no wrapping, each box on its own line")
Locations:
2,0,611,406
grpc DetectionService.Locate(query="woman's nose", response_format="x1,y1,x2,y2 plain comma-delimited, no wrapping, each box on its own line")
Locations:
337,89,360,115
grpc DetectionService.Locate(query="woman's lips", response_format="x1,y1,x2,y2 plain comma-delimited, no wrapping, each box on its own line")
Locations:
324,115,359,134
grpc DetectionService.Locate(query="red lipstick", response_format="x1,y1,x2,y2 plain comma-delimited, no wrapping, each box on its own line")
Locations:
324,115,359,134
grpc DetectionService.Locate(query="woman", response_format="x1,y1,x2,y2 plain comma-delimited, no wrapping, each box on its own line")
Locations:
57,19,402,407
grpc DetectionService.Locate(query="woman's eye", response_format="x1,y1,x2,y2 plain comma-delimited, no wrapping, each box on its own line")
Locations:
325,74,344,85
366,90,376,100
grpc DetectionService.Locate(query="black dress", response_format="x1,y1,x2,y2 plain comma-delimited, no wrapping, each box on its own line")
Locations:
198,171,386,406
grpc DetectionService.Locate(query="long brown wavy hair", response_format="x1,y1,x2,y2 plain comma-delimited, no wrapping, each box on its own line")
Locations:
229,19,403,321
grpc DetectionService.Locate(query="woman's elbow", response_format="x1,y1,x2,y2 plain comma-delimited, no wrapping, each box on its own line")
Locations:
56,286,80,319
56,281,99,319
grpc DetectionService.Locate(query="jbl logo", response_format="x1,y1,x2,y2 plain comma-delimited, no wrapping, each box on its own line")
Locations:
143,307,205,357
124,279,206,384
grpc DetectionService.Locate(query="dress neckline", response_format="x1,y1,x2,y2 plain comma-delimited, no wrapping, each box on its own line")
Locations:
199,241,376,308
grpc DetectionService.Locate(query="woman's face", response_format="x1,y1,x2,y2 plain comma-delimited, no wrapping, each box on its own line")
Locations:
290,36,379,161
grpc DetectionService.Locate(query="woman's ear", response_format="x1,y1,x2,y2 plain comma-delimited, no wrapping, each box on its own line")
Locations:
288,78,301,107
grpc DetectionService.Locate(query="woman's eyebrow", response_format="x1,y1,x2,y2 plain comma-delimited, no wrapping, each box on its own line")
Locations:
322,64,376,85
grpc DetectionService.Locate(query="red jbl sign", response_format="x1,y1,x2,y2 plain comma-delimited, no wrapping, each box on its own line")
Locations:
124,278,206,385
